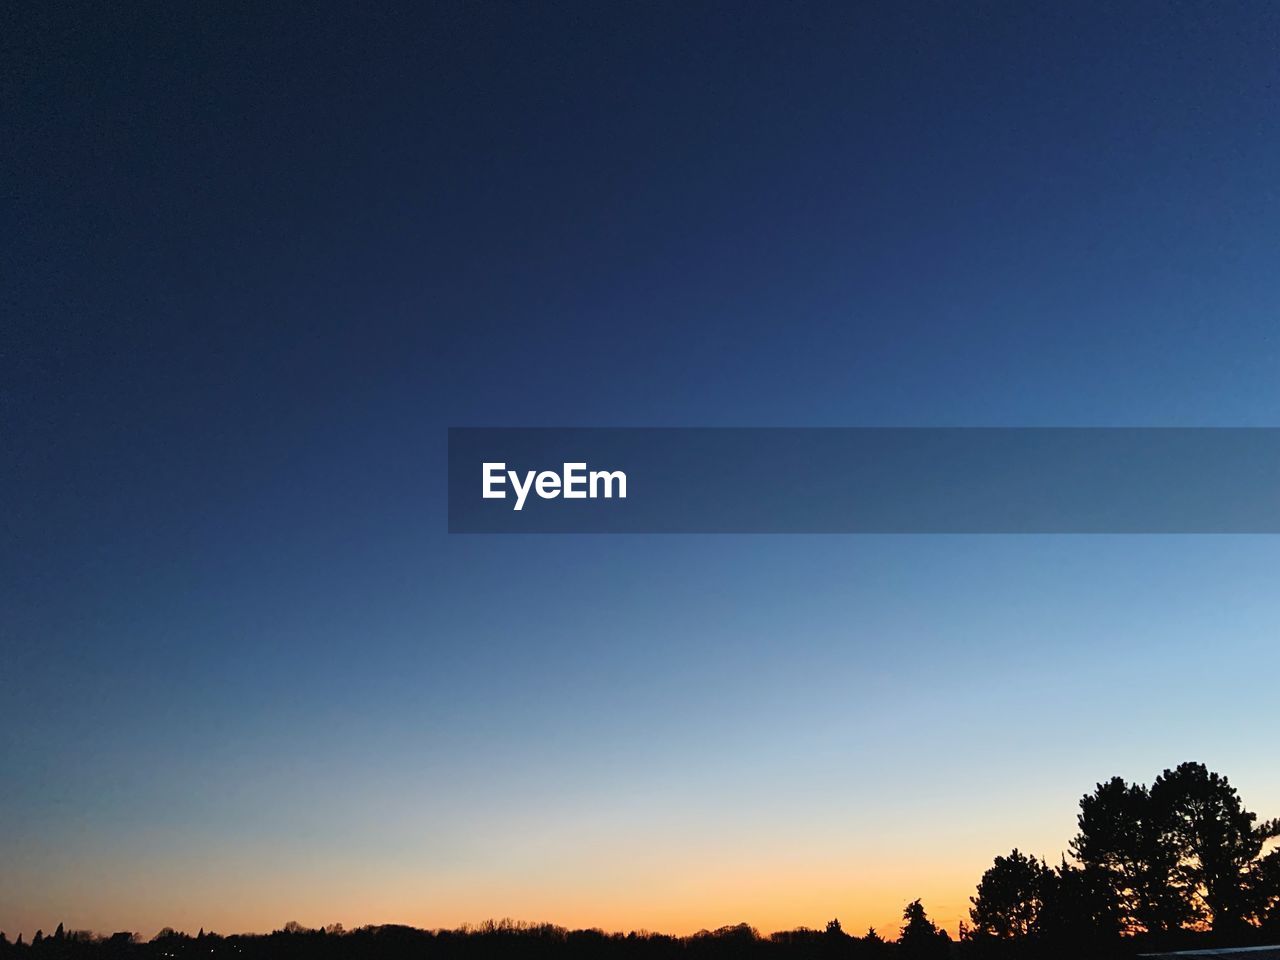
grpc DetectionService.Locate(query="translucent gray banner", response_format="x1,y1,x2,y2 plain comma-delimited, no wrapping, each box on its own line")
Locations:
447,428,1280,533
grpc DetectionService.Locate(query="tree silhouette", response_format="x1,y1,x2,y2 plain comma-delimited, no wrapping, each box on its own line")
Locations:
969,849,1049,939
1151,761,1278,932
898,901,948,960
1252,844,1280,930
1070,775,1191,934
1036,857,1122,948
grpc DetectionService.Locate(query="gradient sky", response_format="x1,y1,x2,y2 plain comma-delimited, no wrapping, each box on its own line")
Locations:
5,0,1280,942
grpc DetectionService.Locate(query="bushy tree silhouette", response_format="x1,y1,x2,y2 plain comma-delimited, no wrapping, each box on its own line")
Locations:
1068,763,1280,939
969,849,1049,939
1071,775,1191,935
1151,762,1278,933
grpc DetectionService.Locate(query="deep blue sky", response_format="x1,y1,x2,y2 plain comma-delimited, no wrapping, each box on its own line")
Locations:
4,0,1280,939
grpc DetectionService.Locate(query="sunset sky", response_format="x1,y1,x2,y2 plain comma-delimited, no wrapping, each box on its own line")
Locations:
6,0,1280,943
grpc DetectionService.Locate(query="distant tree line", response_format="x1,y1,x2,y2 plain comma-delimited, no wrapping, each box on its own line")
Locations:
0,913,948,960
3,763,1276,960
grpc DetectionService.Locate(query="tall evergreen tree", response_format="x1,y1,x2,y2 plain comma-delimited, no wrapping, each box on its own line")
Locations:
899,901,948,960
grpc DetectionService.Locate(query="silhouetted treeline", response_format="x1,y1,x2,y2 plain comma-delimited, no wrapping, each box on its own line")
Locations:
965,762,1280,958
0,915,943,960
4,763,1277,960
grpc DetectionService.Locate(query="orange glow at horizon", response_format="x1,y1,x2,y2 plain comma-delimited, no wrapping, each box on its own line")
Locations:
0,849,993,943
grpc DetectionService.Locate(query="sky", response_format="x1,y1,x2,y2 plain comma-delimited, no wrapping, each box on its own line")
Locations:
4,0,1280,942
